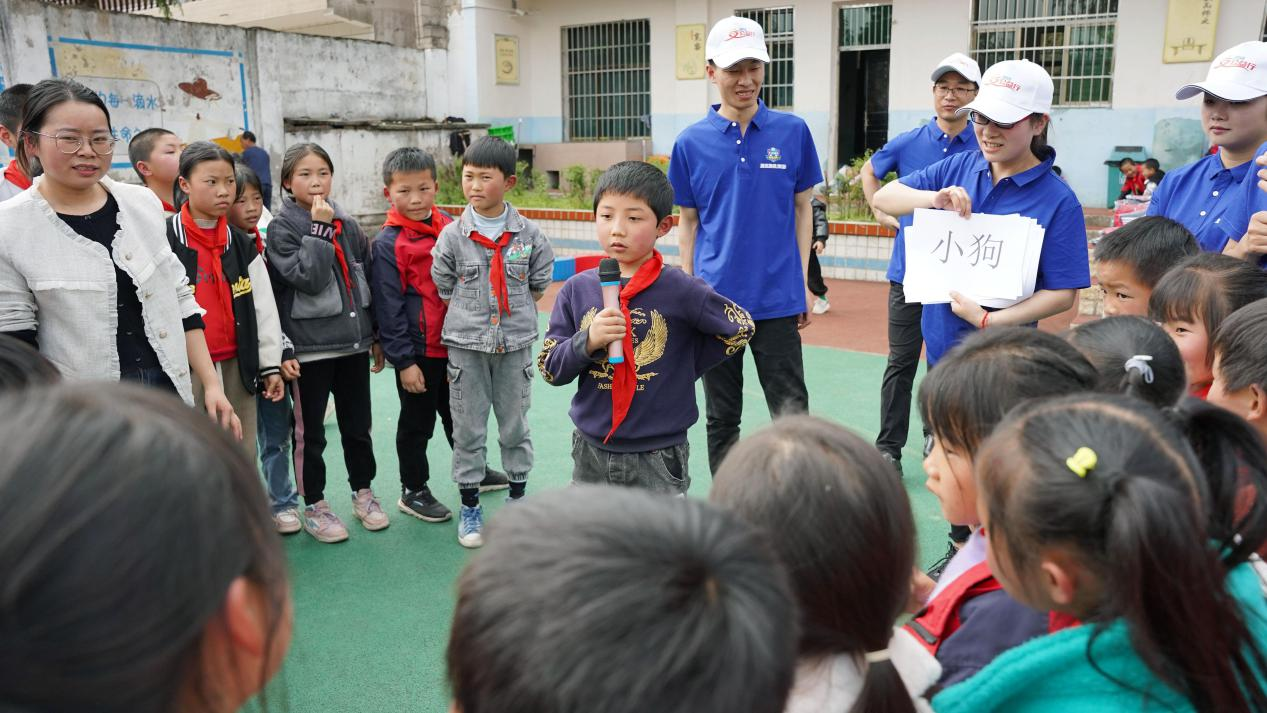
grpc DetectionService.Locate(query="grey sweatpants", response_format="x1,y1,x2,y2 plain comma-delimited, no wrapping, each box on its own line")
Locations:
447,345,534,487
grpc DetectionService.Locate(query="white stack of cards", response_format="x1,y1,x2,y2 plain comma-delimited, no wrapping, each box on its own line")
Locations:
902,208,1045,308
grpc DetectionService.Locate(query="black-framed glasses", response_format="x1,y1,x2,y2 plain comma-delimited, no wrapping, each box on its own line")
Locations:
967,110,1032,130
27,131,117,156
923,433,935,459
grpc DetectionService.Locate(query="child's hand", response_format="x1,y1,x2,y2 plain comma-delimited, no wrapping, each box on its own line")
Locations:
932,186,972,218
370,343,386,373
281,359,301,381
586,307,626,355
263,374,285,401
310,194,335,224
399,364,426,393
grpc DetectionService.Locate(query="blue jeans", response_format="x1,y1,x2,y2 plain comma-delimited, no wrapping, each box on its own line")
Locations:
257,391,299,512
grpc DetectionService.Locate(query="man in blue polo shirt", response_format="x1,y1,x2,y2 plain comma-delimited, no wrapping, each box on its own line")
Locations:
861,52,981,472
669,15,822,473
1148,41,1267,254
239,131,273,210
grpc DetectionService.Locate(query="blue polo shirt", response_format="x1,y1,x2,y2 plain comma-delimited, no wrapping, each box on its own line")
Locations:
871,120,980,283
900,149,1090,366
1212,141,1267,268
669,100,822,320
1146,150,1251,254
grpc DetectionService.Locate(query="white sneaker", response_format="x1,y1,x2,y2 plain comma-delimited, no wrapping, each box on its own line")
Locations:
303,501,350,543
812,296,831,315
352,488,390,531
273,507,302,535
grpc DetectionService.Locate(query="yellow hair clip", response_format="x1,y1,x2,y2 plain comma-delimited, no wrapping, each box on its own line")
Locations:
1066,447,1098,478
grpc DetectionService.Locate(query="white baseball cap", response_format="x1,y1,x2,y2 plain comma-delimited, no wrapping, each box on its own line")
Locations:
706,17,770,69
931,53,982,84
1175,41,1267,101
956,59,1054,124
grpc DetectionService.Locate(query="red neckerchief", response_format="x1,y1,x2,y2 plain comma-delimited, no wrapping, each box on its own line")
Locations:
250,226,264,255
180,202,229,250
604,250,664,443
384,207,442,239
330,218,355,300
1191,382,1212,400
468,229,514,316
3,161,31,190
160,199,176,213
179,203,236,355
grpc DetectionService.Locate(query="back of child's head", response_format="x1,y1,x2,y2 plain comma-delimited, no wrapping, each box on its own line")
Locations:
462,135,516,177
279,141,334,196
919,326,1098,454
447,485,798,713
127,127,176,182
381,146,437,186
977,393,1267,712
1212,298,1267,398
0,82,33,135
1064,316,1186,409
0,382,289,712
1093,216,1199,287
0,337,59,391
711,415,918,713
592,160,674,223
174,140,238,209
1150,253,1267,343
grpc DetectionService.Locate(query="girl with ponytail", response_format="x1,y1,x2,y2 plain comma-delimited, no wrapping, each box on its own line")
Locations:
1063,315,1187,409
711,415,938,713
935,393,1267,712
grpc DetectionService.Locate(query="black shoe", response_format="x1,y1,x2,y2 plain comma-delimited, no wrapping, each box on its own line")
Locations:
398,486,452,522
879,451,902,477
479,468,510,493
926,539,959,582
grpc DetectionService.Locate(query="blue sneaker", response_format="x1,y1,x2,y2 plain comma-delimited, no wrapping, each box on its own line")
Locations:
458,504,484,549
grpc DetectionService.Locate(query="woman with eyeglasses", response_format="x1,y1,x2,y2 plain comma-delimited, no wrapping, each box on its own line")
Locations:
872,59,1090,369
0,78,240,438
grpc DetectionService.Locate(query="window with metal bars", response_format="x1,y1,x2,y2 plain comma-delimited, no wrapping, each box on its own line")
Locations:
970,0,1117,106
562,20,651,141
838,3,892,50
736,7,794,109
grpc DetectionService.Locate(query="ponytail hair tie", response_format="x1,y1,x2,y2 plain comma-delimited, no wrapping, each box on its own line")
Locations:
1124,354,1154,384
864,649,891,663
1066,447,1098,478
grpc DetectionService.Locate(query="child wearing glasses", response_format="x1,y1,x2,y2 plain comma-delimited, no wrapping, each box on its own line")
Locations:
0,78,240,438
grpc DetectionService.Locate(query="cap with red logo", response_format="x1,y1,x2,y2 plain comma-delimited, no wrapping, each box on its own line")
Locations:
1175,41,1267,101
706,17,770,69
955,59,1054,124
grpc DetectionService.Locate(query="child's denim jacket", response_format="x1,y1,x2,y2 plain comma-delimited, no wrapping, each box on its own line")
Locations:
431,202,554,353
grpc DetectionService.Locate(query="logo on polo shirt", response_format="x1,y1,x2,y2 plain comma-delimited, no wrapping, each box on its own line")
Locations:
231,275,252,298
1217,56,1257,71
760,146,787,170
987,75,1022,91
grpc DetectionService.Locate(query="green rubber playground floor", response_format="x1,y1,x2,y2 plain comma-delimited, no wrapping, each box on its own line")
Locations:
266,314,939,713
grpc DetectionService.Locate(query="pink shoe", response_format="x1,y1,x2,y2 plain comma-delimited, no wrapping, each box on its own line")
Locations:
303,500,349,543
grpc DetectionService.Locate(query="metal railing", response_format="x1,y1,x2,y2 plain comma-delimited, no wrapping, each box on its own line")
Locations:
41,0,161,13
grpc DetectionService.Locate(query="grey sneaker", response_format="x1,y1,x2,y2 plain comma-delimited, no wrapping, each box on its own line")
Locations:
352,488,390,531
273,507,302,535
458,504,484,548
303,501,349,543
479,467,511,492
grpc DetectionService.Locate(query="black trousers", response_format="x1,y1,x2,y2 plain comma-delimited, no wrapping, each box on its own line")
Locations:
395,356,455,491
876,281,924,459
291,351,376,505
807,250,827,298
703,315,808,474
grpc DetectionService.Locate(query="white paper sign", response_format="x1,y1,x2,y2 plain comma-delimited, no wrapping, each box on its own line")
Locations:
903,209,1045,308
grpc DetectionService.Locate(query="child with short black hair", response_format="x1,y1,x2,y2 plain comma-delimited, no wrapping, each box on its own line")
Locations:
1093,215,1198,317
0,83,33,202
128,127,182,214
711,415,939,713
908,327,1098,691
1211,297,1267,443
446,485,799,713
1064,315,1187,410
268,142,387,544
539,160,752,494
432,136,554,547
935,394,1267,712
1149,252,1267,399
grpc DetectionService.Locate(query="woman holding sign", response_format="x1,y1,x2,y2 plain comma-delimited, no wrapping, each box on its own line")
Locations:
873,59,1090,368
